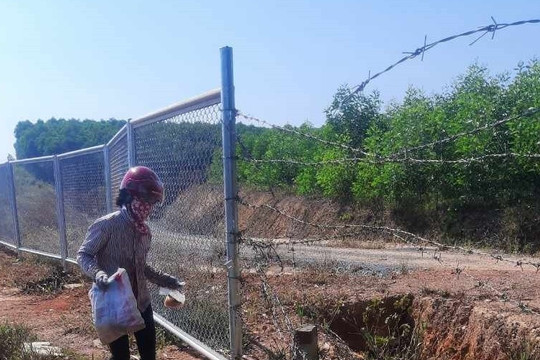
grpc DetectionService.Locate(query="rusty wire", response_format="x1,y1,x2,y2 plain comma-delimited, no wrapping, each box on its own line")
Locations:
239,202,540,351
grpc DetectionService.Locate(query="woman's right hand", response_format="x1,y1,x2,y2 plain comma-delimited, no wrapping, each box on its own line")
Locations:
95,271,109,290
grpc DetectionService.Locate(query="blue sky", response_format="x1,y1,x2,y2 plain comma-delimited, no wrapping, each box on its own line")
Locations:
0,0,539,160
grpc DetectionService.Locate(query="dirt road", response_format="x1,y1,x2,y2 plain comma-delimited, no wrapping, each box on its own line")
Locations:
244,240,538,274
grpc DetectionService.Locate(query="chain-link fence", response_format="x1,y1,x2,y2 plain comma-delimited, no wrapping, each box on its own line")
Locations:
108,128,130,210
0,88,232,359
132,96,229,352
12,159,60,256
59,149,108,261
0,163,16,247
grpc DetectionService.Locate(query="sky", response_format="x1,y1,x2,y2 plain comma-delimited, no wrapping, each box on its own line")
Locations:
0,0,539,161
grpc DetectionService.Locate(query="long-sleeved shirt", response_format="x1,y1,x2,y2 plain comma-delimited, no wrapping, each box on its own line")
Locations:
77,207,175,311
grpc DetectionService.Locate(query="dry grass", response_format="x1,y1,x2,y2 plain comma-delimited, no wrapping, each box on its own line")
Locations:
0,322,86,360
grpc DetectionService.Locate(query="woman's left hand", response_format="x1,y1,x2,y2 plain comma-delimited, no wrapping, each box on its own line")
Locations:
167,276,185,290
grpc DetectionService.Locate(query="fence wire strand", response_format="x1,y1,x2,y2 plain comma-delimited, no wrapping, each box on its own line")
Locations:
388,107,540,158
237,107,540,167
241,151,540,167
238,196,540,271
237,111,375,157
351,18,540,93
389,233,540,316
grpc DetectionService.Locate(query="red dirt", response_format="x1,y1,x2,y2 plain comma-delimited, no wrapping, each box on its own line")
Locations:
240,266,540,359
3,246,540,359
0,248,204,360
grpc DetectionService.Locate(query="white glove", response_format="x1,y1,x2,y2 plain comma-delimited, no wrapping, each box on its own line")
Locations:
95,271,109,290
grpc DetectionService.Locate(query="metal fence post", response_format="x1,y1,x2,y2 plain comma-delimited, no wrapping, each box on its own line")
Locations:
53,156,67,269
103,145,113,213
220,46,242,359
127,119,136,167
7,161,21,253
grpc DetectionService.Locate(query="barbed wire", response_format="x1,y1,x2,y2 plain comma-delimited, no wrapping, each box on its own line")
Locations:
240,221,540,357
390,233,540,316
388,107,540,158
239,205,540,357
237,107,540,166
240,236,300,357
351,17,540,93
237,111,376,157
241,236,363,359
240,152,540,167
237,197,540,272
235,19,540,354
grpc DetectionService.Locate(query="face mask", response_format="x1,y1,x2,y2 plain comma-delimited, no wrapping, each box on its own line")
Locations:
130,197,153,234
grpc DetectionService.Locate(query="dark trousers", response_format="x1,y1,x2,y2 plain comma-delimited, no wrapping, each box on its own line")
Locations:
109,305,156,360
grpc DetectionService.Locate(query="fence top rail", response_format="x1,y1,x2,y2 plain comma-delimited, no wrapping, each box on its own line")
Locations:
106,124,128,148
11,155,55,165
58,144,105,160
131,88,221,128
18,247,62,260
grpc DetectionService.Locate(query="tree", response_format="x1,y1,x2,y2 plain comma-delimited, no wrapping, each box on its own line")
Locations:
324,86,382,149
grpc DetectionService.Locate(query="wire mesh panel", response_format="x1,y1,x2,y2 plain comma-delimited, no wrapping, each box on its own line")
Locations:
60,151,108,260
133,100,228,352
12,160,60,255
109,132,129,208
0,163,16,246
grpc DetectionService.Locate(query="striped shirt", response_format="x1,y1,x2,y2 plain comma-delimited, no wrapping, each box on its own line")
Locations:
77,207,176,311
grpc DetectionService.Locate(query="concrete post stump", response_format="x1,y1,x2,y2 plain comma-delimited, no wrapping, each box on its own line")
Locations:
293,324,319,360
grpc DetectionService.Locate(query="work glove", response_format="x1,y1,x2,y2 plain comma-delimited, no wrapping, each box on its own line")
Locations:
165,276,185,290
95,270,109,290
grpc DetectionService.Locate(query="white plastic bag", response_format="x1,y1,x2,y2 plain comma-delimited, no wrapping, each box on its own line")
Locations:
89,268,145,344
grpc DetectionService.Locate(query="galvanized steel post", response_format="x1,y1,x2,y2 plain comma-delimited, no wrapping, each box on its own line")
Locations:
53,156,68,268
103,145,113,213
220,46,242,359
127,119,136,167
7,161,21,253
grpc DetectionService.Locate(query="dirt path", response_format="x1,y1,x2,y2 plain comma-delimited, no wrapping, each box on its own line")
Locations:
242,240,540,275
0,248,205,360
3,239,540,359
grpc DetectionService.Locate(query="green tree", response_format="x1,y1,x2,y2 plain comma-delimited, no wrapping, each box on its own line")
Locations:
325,86,382,149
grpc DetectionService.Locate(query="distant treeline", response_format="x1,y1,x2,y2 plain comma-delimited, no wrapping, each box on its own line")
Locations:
14,118,126,160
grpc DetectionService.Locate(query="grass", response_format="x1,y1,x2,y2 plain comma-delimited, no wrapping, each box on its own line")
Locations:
0,322,85,360
507,340,539,360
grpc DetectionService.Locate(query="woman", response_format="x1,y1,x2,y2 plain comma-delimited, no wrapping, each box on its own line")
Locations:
77,166,183,360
